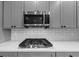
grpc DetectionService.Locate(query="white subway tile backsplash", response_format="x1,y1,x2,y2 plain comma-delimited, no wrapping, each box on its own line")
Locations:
11,28,79,41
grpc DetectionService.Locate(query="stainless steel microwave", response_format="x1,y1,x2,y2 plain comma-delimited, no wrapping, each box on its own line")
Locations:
24,14,50,27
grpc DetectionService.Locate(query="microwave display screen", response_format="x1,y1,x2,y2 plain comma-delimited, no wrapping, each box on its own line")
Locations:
24,14,43,24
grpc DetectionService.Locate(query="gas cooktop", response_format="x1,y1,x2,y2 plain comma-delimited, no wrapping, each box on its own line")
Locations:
19,38,53,48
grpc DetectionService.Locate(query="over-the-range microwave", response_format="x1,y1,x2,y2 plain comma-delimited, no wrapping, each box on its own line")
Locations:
24,13,50,28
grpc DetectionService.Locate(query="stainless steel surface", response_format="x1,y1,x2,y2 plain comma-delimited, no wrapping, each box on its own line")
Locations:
24,11,50,27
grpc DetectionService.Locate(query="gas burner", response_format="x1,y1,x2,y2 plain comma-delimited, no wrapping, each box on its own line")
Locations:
19,38,53,48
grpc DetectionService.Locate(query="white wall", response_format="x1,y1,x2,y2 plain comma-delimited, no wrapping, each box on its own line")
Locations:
0,28,11,43
11,28,79,42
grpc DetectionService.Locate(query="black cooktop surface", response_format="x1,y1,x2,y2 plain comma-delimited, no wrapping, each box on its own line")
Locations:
19,38,53,48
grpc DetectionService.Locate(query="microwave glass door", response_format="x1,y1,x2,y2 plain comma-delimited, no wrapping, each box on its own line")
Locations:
24,15,43,24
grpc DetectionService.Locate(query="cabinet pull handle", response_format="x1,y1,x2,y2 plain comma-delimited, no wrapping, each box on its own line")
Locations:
11,26,13,28
61,26,66,28
61,26,64,28
11,26,16,28
64,26,66,28
14,26,16,28
61,26,63,28
69,55,73,57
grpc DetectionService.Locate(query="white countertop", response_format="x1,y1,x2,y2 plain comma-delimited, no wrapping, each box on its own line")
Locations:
0,40,79,52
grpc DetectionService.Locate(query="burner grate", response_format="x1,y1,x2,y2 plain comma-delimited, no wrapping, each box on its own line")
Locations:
19,38,53,48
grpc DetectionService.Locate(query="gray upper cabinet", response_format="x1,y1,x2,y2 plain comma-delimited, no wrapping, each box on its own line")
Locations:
4,1,24,29
50,1,61,28
11,1,24,28
3,1,77,29
50,1,76,29
4,1,50,29
25,1,50,13
0,2,2,28
61,1,76,29
4,1,12,29
37,1,50,13
25,1,36,12
77,2,79,28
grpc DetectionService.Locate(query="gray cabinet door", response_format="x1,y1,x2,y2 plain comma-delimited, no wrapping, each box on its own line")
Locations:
61,1,76,29
77,2,79,28
37,1,50,13
18,52,54,57
25,1,36,12
11,1,24,28
25,1,50,13
4,1,12,29
56,52,79,57
0,52,17,57
4,1,24,29
0,2,2,28
50,1,61,28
